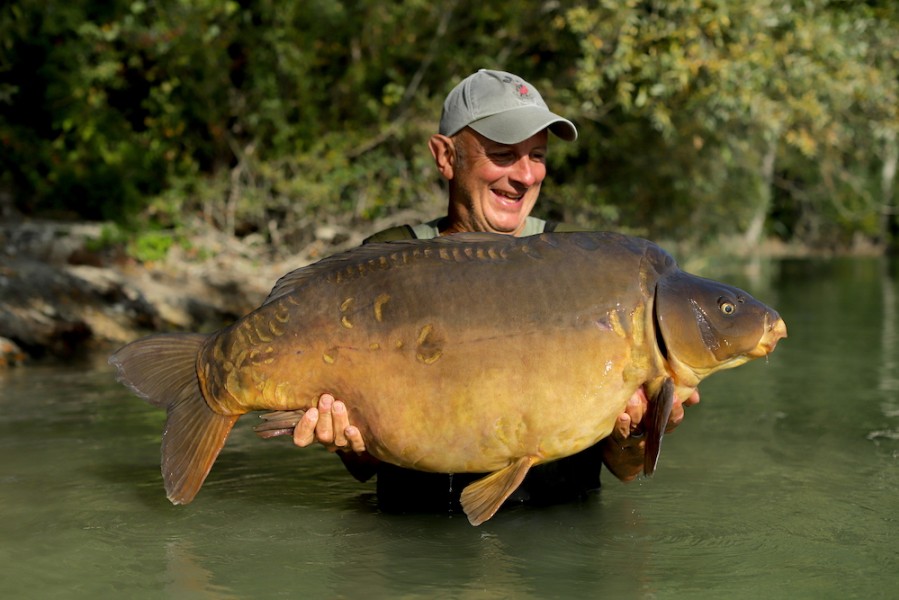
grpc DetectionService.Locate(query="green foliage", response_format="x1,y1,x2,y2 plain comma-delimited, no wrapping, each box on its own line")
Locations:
128,231,175,263
84,223,130,253
561,0,899,247
1,0,897,252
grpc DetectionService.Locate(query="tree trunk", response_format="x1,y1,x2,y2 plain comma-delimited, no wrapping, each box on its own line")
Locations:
742,137,778,251
881,128,898,253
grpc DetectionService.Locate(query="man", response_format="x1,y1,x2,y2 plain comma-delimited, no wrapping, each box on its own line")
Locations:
291,69,698,512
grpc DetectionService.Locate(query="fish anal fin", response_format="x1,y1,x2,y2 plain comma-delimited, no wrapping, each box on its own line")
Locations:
643,377,676,476
460,456,536,526
162,393,239,505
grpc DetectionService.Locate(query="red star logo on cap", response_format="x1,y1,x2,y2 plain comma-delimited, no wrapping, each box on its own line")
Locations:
516,84,529,97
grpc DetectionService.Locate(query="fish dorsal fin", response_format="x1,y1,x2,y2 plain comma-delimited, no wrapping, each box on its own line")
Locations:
460,455,536,526
262,232,514,306
643,377,676,476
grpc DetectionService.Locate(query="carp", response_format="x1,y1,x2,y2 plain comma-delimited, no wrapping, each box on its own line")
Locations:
110,231,787,525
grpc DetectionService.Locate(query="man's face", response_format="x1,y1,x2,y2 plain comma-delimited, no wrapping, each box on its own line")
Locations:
448,128,548,236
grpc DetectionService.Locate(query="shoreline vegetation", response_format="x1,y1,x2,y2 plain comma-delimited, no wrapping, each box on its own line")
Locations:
0,215,886,367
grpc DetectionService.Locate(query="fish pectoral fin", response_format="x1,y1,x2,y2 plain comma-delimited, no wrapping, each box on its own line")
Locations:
643,377,676,476
253,410,307,439
162,392,239,505
460,456,536,526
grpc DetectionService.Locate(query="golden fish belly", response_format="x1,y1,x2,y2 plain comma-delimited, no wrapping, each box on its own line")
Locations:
202,296,651,473
196,232,662,473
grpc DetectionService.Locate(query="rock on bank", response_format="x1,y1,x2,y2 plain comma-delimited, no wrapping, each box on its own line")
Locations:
0,220,290,363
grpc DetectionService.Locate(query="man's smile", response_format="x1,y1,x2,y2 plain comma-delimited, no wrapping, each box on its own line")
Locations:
492,189,525,203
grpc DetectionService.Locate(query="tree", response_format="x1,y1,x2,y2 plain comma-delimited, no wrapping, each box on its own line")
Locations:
2,0,897,254
562,0,899,250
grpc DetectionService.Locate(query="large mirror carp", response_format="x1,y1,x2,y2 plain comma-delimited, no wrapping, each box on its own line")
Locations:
110,231,787,525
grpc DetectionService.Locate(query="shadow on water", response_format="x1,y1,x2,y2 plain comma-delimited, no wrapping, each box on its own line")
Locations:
2,256,898,599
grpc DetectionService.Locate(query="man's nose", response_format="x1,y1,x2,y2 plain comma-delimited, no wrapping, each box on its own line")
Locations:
509,156,538,187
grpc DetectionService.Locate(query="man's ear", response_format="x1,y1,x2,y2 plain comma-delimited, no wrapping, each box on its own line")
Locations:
428,134,455,180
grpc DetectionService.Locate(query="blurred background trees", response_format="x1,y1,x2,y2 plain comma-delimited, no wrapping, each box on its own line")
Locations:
2,0,897,255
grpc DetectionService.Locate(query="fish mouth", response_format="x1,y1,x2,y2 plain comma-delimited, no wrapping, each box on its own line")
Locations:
748,314,788,358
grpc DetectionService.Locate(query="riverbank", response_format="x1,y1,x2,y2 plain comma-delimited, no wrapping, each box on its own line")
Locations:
0,218,388,365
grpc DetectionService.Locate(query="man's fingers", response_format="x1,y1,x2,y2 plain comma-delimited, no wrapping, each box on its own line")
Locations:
291,393,366,454
613,412,631,442
344,426,366,454
625,391,646,433
685,389,701,406
294,408,319,447
666,398,685,432
315,394,335,443
331,400,349,448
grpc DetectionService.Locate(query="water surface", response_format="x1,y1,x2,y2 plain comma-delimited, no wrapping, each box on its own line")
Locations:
1,257,897,599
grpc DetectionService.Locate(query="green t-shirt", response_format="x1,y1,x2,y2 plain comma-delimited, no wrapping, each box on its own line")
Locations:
364,215,578,244
410,215,550,239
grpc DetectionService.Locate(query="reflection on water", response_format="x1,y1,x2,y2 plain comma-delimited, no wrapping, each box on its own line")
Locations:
1,257,897,599
872,260,899,443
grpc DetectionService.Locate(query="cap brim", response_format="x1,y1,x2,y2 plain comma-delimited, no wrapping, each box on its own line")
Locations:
468,105,577,144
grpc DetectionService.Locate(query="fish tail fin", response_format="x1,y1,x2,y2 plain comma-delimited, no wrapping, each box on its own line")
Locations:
161,389,239,505
109,334,239,504
460,456,536,526
643,377,675,476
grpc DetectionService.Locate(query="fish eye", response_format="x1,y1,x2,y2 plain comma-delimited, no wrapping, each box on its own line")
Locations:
719,299,736,315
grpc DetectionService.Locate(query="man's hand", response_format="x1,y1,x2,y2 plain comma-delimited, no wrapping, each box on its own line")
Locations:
601,387,700,482
293,393,378,483
293,393,367,454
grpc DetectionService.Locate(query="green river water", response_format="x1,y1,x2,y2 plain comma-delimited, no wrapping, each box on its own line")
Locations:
1,257,897,599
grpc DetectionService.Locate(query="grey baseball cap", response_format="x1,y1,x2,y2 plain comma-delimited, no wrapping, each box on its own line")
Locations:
438,69,577,144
